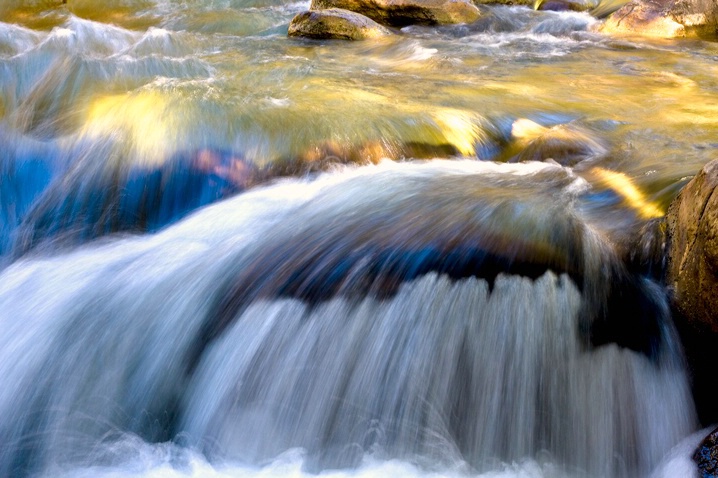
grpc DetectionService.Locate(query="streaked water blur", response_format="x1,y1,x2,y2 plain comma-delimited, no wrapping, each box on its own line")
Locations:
0,1,713,477
2,0,718,257
0,162,698,477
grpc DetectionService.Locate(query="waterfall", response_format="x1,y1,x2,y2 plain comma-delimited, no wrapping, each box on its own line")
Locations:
0,161,696,478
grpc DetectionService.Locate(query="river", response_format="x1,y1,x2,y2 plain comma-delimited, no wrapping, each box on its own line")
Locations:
0,1,716,477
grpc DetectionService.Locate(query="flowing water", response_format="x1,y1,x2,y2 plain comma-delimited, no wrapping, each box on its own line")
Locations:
1,0,717,477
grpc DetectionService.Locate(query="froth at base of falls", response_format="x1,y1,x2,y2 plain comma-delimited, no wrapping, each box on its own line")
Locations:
0,161,698,478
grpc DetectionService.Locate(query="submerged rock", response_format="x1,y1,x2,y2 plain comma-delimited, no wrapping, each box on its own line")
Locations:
288,8,392,40
695,426,718,477
265,139,465,177
600,0,718,38
310,0,481,26
504,119,607,167
12,148,254,257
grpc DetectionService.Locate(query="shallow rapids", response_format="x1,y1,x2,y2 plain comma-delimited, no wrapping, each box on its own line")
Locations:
1,1,715,477
0,162,698,477
2,1,718,250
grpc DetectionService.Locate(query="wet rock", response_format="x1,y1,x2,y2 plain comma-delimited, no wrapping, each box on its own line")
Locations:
600,0,718,38
665,159,718,424
288,8,392,40
505,119,607,167
263,139,464,178
535,0,599,11
694,426,718,477
666,159,718,334
310,0,481,26
12,149,254,256
472,0,533,6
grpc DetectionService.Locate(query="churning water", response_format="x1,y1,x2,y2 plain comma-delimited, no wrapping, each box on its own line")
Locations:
1,1,716,477
0,161,700,477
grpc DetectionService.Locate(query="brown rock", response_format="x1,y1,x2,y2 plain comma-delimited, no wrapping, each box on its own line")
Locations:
671,0,718,36
502,119,607,167
310,0,481,26
600,0,718,38
472,0,533,6
516,124,607,166
666,159,718,333
535,0,599,12
601,0,687,37
288,8,393,40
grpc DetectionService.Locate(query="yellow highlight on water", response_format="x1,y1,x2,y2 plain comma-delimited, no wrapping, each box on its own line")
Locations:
590,167,664,219
83,91,184,167
431,108,484,156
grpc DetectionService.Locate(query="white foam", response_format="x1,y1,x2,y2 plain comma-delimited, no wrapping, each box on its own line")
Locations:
42,436,568,478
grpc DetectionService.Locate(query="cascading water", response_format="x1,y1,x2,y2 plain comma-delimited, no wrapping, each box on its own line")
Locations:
2,1,717,477
0,162,698,477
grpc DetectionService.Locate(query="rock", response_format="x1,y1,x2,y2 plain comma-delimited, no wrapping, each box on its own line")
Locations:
694,426,718,478
600,0,718,38
665,159,718,424
600,0,688,37
264,139,464,178
671,0,718,36
288,8,392,40
535,0,599,12
12,148,253,256
472,0,533,6
505,119,608,167
666,159,718,334
310,0,481,26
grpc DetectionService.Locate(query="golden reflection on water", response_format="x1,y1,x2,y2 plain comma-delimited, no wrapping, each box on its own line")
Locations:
82,91,192,166
2,0,718,208
588,167,664,218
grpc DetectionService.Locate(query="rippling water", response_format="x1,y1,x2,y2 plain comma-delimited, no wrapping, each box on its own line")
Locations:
1,1,715,477
2,0,718,178
4,1,717,254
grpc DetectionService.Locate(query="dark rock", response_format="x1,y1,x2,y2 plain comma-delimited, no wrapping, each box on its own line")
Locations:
694,426,718,477
310,0,481,26
666,158,718,424
666,158,718,334
288,8,392,40
263,139,461,178
12,149,254,256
